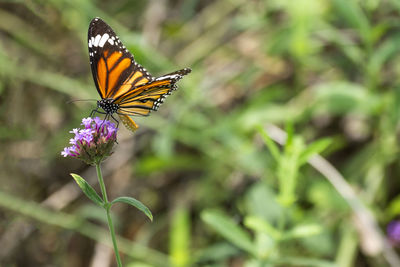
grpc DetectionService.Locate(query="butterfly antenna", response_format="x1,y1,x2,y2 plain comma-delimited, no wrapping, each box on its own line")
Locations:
66,99,98,104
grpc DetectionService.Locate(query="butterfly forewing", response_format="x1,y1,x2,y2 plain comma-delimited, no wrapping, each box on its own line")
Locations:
88,18,153,99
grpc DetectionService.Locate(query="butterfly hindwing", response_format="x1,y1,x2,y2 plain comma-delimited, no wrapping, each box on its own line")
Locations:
115,68,191,116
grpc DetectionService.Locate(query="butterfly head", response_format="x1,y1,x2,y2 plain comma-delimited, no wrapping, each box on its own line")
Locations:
98,98,119,114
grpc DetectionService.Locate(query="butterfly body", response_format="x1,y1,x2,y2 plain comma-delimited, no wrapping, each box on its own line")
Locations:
88,17,191,131
97,98,119,114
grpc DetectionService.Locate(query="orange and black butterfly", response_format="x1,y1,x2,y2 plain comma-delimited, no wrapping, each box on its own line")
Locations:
88,17,191,132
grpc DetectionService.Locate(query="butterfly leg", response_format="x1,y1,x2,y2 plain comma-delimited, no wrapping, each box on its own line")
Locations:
110,114,120,129
109,114,120,143
96,113,108,133
89,107,98,117
90,108,107,118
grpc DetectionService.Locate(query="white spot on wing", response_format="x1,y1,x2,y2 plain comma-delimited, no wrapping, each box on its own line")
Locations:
156,74,179,81
99,33,109,47
93,34,101,47
88,40,92,48
108,39,114,45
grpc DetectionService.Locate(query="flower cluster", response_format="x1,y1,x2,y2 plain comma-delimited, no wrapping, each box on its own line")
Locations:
61,117,118,165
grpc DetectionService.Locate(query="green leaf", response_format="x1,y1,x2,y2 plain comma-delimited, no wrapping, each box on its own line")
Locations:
169,207,191,267
299,138,332,165
386,194,400,218
368,34,400,79
273,256,337,267
111,196,153,221
244,216,281,240
332,0,370,43
313,81,378,115
244,182,284,223
284,120,294,151
257,125,281,162
70,173,104,207
284,224,322,240
196,243,239,263
201,210,256,255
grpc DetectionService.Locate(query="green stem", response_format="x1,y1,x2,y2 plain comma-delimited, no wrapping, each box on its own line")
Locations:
96,162,123,267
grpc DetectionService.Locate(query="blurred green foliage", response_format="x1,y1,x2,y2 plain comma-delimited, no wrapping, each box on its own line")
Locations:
0,0,400,266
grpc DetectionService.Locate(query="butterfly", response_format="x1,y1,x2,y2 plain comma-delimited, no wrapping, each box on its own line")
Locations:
88,17,191,132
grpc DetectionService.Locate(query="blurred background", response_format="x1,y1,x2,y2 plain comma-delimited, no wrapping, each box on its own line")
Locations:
1,0,400,266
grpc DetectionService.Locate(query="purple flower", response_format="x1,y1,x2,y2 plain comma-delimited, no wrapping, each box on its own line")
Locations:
387,220,400,244
82,118,92,128
61,117,118,164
